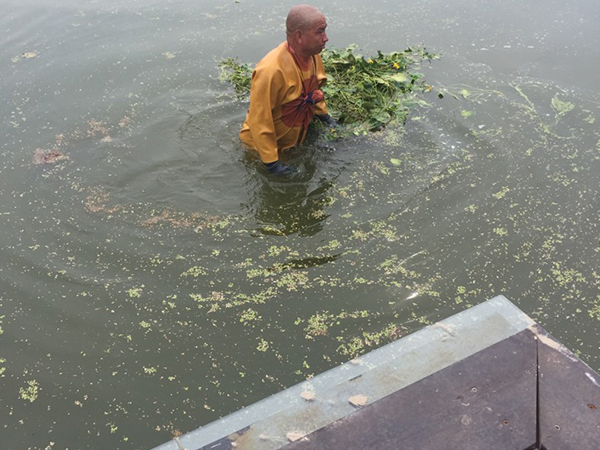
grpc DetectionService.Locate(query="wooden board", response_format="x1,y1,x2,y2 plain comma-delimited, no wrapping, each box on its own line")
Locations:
536,325,600,448
283,329,537,450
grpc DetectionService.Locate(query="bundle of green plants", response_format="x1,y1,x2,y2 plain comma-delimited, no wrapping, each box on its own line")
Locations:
219,44,440,138
218,58,253,99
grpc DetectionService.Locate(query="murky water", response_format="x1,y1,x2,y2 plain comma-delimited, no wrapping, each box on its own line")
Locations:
1,0,599,448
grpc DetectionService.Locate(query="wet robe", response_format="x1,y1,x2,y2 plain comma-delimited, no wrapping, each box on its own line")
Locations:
240,42,328,163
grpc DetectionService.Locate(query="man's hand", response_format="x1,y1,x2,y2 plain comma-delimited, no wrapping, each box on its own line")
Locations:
265,160,298,175
316,113,339,128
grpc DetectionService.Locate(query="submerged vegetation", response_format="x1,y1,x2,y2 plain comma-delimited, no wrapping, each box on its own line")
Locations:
219,44,440,136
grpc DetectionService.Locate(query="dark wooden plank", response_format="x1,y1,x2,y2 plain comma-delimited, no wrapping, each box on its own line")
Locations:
283,329,537,450
536,325,600,448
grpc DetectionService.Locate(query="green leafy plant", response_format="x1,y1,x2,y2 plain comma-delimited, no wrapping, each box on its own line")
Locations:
218,58,253,99
219,44,440,137
318,45,439,134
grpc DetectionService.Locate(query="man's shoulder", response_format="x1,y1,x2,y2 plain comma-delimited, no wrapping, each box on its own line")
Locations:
255,42,291,74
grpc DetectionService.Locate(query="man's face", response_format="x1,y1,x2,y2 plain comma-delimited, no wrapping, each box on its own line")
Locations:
300,16,328,56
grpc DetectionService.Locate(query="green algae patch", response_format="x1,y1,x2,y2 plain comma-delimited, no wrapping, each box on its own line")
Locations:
590,302,600,322
336,323,405,358
127,287,144,298
256,338,270,352
19,380,40,402
551,95,574,121
181,266,208,278
219,44,440,136
304,310,371,339
239,308,261,325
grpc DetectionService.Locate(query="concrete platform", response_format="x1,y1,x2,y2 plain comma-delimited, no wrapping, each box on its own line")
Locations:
153,296,600,450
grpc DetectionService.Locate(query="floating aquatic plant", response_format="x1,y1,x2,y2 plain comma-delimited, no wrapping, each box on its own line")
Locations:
19,380,40,402
219,44,440,136
218,58,253,99
319,45,439,133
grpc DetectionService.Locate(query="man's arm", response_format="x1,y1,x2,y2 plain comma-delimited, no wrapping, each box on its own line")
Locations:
246,67,283,164
313,54,334,122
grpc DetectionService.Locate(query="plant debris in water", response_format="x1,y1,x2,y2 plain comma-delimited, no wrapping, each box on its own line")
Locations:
219,44,440,136
32,148,69,165
218,58,253,99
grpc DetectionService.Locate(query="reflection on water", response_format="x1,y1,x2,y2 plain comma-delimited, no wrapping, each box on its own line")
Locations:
1,0,599,449
243,139,339,237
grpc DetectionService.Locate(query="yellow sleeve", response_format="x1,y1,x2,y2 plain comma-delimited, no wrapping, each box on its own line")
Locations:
314,55,328,116
246,65,285,164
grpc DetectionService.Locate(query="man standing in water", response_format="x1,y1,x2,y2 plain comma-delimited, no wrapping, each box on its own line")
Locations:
240,4,337,174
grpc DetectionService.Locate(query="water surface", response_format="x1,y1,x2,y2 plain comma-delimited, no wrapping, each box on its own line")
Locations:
1,0,599,448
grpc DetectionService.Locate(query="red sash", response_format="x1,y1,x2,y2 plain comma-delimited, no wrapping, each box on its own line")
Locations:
280,46,324,143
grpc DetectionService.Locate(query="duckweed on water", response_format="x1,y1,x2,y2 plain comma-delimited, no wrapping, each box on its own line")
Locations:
219,44,440,135
336,323,405,358
10,33,599,449
127,287,143,298
19,380,40,402
551,95,574,121
304,310,371,339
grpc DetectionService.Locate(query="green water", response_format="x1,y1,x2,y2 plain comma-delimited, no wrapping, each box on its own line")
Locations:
1,0,598,448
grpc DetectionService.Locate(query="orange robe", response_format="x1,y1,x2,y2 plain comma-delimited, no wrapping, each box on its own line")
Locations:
240,42,328,163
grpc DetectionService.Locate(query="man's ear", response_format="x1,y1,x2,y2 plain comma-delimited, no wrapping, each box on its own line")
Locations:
294,29,304,44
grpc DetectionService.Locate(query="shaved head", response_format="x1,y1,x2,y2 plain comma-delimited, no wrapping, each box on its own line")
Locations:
286,4,324,35
285,4,328,58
